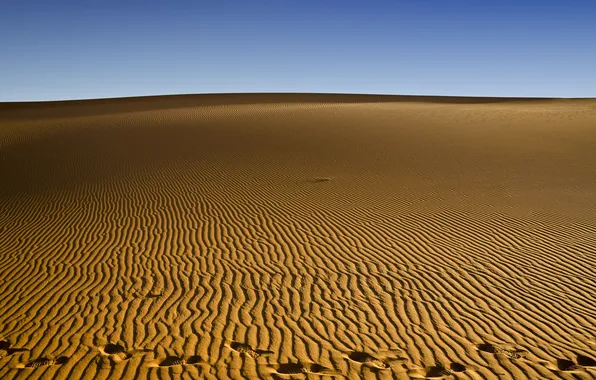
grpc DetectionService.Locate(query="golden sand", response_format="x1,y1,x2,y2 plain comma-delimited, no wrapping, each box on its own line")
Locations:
1,94,595,379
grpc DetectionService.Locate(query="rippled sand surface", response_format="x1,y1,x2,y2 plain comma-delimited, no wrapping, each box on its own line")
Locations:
1,94,595,379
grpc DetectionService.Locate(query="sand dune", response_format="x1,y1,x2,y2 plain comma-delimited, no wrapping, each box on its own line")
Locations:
1,94,595,379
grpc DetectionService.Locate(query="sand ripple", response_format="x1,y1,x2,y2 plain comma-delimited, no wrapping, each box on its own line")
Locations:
1,94,596,379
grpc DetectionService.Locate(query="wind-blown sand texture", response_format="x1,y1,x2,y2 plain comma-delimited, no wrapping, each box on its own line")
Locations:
1,93,596,379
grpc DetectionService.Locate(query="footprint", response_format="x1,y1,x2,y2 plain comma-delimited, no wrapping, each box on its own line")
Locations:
98,343,150,363
577,354,596,367
409,363,467,379
229,342,274,359
147,355,203,367
275,362,307,375
307,364,332,374
17,356,68,369
0,340,10,353
424,365,453,379
556,359,583,373
476,343,527,360
346,351,391,369
269,362,339,376
449,363,467,373
157,356,186,367
134,290,163,299
0,340,28,358
99,343,131,360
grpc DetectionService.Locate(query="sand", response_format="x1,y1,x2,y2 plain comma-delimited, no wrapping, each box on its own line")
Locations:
0,93,595,379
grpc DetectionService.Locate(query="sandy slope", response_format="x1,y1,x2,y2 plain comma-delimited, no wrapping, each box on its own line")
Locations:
0,94,595,379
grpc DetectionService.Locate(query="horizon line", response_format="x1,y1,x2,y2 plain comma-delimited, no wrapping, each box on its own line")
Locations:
2,91,594,106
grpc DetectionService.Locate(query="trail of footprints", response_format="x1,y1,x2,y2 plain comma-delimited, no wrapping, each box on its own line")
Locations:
544,354,596,374
2,335,596,377
475,342,596,376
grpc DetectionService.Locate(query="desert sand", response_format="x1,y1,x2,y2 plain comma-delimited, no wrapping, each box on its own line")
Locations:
1,93,595,379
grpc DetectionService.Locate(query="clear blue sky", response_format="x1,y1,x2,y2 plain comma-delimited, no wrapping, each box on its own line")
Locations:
1,0,595,101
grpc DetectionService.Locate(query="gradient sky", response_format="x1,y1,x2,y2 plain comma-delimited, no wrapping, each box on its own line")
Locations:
1,0,595,101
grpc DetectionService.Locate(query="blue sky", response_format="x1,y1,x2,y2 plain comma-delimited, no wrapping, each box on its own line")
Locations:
1,0,595,101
